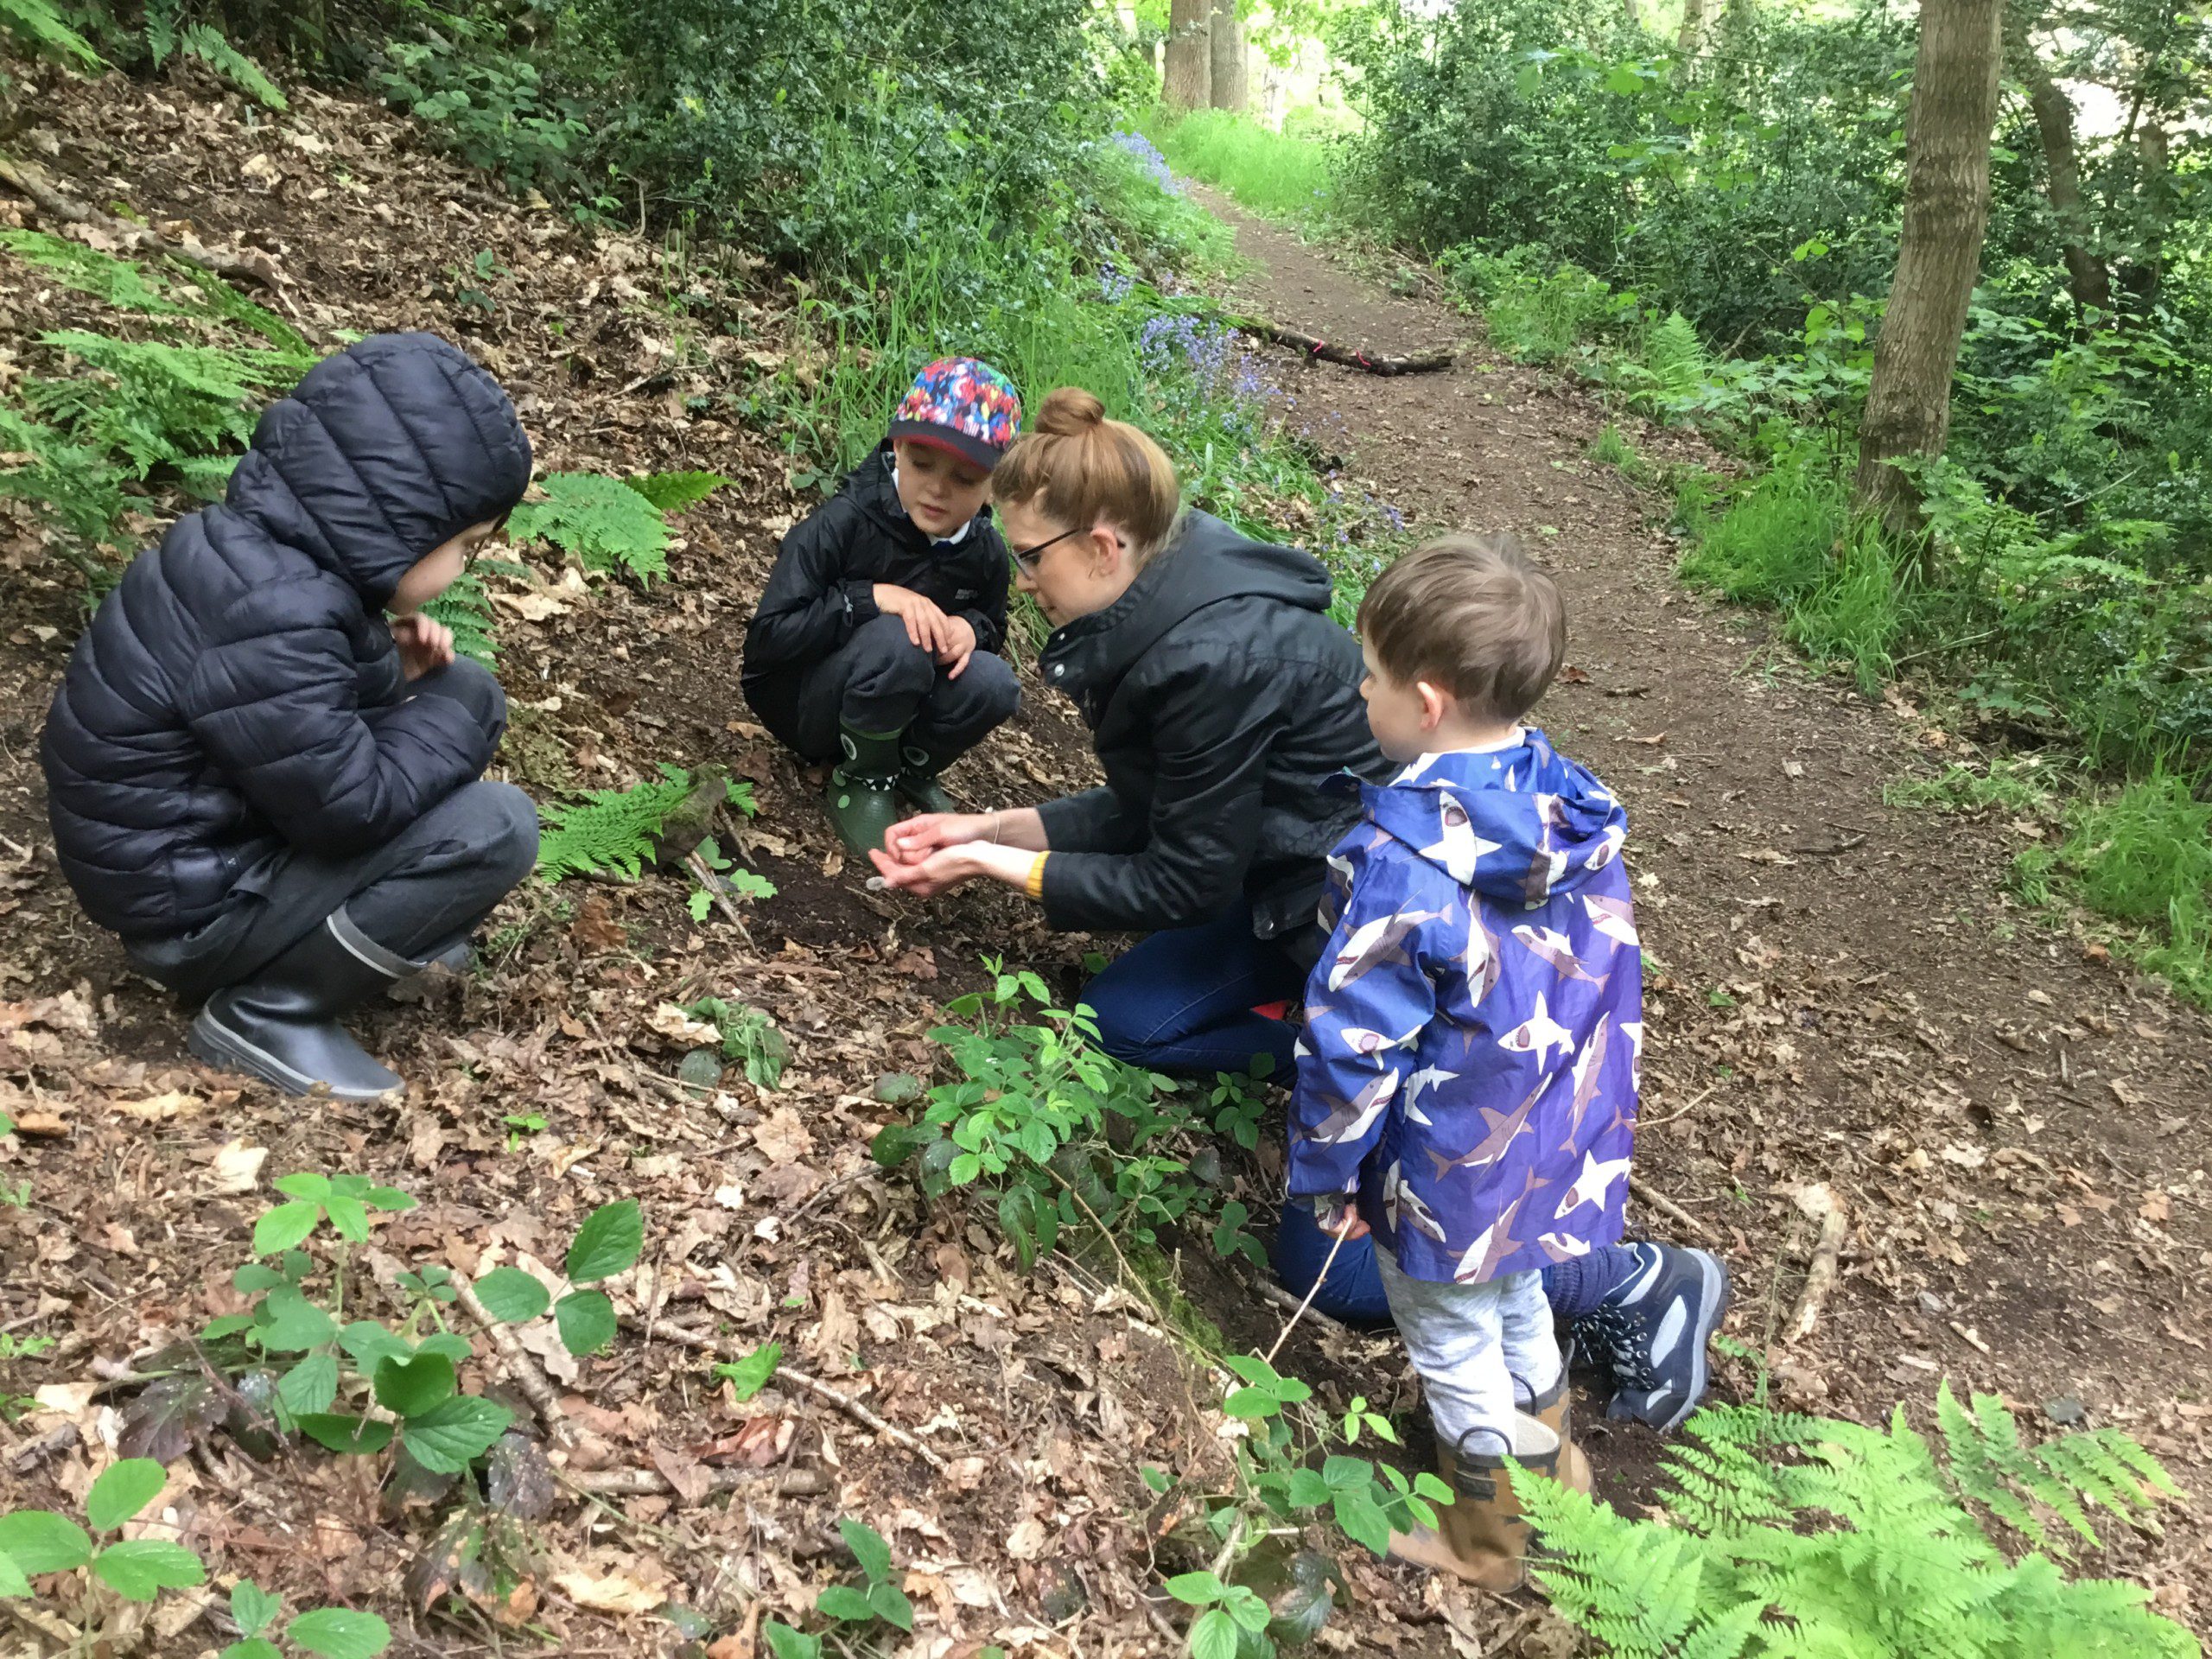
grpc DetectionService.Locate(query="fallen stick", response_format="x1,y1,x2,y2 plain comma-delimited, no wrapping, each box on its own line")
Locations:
685,849,757,950
617,1313,948,1471
0,155,288,293
1249,1276,1356,1340
1629,1173,1710,1241
1786,1183,1847,1343
453,1274,583,1457
568,1465,830,1500
1230,316,1456,376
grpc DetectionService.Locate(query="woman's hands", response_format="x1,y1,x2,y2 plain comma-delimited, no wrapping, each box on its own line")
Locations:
868,809,1047,898
391,614,455,681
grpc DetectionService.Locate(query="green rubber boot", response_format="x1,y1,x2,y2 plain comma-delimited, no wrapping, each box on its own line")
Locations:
826,724,904,856
898,739,957,816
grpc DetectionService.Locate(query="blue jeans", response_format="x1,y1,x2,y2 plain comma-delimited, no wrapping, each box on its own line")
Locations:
1274,1205,1643,1325
1077,902,1304,1078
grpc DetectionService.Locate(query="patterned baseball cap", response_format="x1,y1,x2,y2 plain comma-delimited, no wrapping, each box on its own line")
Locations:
888,357,1023,472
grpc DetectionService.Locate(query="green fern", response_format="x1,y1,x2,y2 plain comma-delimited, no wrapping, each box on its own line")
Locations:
0,232,188,315
0,0,101,67
423,568,500,668
626,470,727,513
177,22,286,109
0,404,127,569
537,765,753,883
170,263,311,353
1518,1387,2196,1659
29,332,308,480
510,472,673,585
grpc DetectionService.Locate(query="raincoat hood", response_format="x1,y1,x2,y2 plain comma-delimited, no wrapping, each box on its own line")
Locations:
224,333,533,609
1358,730,1628,908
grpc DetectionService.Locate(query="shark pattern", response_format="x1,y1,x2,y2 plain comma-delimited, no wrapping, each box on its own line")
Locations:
1382,1160,1448,1243
1581,893,1640,950
1497,990,1575,1069
1419,796,1505,886
1326,906,1448,993
1425,1075,1552,1179
1558,1019,1611,1152
1553,1149,1632,1220
1453,1173,1540,1284
1303,1069,1401,1147
1512,924,1611,988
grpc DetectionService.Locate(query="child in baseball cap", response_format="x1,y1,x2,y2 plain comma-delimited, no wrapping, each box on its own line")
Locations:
741,358,1026,855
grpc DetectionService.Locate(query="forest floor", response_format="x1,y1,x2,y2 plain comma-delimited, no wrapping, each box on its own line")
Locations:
0,69,2205,1658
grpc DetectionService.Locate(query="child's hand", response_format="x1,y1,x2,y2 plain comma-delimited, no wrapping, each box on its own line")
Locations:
391,614,455,681
1318,1203,1370,1242
873,584,952,654
937,613,978,677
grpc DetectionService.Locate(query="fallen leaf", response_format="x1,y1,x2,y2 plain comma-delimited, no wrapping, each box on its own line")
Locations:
647,1003,721,1047
209,1140,268,1194
493,590,575,623
113,1090,202,1122
551,1570,664,1615
752,1106,814,1166
10,1110,68,1136
1005,1518,1051,1560
1626,732,1668,747
2139,1191,2172,1224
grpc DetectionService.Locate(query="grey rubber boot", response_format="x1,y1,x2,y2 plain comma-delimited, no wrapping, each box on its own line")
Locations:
188,908,415,1100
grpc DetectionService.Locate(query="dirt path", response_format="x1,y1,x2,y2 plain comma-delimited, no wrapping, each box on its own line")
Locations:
1206,190,2212,1618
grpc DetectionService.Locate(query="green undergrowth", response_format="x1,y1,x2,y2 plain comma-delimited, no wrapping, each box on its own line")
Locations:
1145,109,1345,226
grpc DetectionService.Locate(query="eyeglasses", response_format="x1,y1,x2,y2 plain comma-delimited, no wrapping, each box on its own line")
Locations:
1009,525,1084,575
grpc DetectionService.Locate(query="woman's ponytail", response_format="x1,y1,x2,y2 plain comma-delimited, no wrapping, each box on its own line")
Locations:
994,386,1180,562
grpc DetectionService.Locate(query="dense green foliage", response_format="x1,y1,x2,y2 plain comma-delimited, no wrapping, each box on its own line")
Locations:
1521,1381,2194,1657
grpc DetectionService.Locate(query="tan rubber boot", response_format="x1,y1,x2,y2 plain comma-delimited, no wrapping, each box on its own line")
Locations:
1525,1374,1592,1495
1388,1410,1561,1592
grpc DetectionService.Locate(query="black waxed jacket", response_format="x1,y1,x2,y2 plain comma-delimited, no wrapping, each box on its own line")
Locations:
1034,512,1391,944
39,333,532,942
740,445,1011,742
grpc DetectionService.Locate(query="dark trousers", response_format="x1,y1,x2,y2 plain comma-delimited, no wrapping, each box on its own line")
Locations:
1077,900,1307,1078
779,614,1021,763
125,661,539,1005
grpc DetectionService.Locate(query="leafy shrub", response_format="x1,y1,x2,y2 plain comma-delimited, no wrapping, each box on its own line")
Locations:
680,995,787,1090
1437,243,1632,363
1521,1382,2192,1656
375,33,587,194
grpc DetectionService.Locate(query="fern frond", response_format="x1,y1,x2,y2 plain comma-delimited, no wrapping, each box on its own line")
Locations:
0,232,186,315
179,22,287,109
537,763,704,881
31,332,308,480
626,470,727,513
424,569,499,667
170,263,312,353
0,0,101,68
511,472,672,584
1675,1599,1774,1659
0,401,128,548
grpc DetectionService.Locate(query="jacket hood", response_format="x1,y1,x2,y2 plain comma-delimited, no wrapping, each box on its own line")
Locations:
1361,730,1627,907
223,333,532,609
1040,512,1335,696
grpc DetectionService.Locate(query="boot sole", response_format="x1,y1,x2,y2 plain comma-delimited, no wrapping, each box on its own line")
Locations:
188,1009,402,1102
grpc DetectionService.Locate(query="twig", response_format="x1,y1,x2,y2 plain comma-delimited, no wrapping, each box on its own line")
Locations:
1629,1173,1710,1240
1231,315,1457,375
685,849,757,950
1206,1516,1248,1582
566,1465,830,1499
6,1422,78,1473
616,1313,948,1471
1637,1082,1719,1129
1249,1276,1356,1340
1787,833,1867,857
452,1274,582,1456
1785,1183,1847,1344
0,156,289,294
5,1597,78,1650
1262,1226,1347,1367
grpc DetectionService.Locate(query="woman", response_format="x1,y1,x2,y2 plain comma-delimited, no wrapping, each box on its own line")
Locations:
871,388,1725,1428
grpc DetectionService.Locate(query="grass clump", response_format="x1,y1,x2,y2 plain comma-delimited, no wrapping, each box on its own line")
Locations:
1146,110,1340,224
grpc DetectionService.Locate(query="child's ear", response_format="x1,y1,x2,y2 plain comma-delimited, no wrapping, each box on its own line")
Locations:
1417,680,1452,730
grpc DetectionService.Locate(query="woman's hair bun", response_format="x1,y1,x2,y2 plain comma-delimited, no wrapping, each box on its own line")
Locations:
1035,385,1106,435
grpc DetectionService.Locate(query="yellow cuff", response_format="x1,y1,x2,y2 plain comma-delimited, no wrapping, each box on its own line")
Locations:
1025,852,1049,900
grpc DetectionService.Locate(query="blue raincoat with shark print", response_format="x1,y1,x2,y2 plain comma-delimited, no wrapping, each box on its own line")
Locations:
1287,732,1643,1285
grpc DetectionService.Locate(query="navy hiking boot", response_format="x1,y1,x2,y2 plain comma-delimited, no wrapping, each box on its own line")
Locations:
1569,1243,1729,1432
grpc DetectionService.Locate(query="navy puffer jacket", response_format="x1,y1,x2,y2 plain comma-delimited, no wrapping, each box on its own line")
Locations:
40,333,532,941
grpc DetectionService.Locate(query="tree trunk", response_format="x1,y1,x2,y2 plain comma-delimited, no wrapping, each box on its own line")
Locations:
1853,0,2005,539
2116,121,2168,313
2006,20,2110,316
1209,0,1248,111
1164,0,1211,112
1677,0,1707,56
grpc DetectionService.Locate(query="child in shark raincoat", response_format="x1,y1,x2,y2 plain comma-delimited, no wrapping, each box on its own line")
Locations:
1287,534,1642,1591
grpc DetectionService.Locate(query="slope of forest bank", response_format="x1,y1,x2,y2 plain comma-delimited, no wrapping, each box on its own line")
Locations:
0,30,2206,1659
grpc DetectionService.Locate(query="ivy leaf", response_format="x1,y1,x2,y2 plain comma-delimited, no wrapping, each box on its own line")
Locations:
86,1458,168,1530
232,1579,283,1637
295,1414,396,1456
253,1200,321,1256
0,1510,92,1573
837,1517,893,1585
398,1395,512,1474
814,1585,874,1623
257,1285,337,1352
278,1353,339,1416
555,1288,617,1357
92,1538,205,1601
565,1198,643,1283
1189,1607,1239,1659
472,1268,551,1324
287,1606,393,1658
711,1341,781,1402
1163,1570,1224,1605
373,1351,457,1418
762,1622,823,1659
